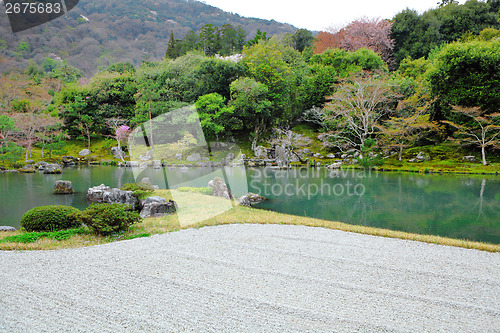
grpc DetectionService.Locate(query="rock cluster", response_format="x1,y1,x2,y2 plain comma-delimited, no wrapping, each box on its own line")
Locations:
87,184,137,207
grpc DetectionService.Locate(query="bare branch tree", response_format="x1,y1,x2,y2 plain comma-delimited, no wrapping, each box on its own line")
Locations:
443,106,500,165
379,101,442,161
323,72,397,151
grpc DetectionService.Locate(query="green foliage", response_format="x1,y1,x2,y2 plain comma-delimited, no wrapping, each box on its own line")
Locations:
58,71,137,138
10,99,30,112
0,228,88,244
120,182,154,199
20,205,81,232
176,187,213,195
1,142,24,163
71,203,141,236
229,77,272,131
358,139,384,168
123,233,150,240
165,31,183,59
292,29,314,53
427,40,500,114
195,93,238,141
242,41,304,123
396,57,431,81
391,1,500,66
247,29,269,46
195,58,245,100
105,62,136,74
310,48,386,76
50,60,82,83
17,41,30,55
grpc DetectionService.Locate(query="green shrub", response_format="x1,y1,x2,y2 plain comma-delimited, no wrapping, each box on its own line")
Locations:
176,187,213,195
20,205,81,232
0,228,88,244
121,182,154,199
71,203,141,236
358,155,384,168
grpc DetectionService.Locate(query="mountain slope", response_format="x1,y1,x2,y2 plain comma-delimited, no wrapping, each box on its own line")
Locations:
0,0,297,76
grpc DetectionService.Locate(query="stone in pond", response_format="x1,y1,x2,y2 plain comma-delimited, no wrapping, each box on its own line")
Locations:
54,180,74,194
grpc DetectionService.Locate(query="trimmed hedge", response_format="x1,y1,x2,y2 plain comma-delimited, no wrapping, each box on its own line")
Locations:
20,205,81,232
70,203,141,236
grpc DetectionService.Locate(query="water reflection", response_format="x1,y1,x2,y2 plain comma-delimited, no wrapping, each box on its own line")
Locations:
0,166,499,243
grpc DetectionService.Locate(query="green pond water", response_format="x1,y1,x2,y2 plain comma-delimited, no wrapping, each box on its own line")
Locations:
0,166,499,244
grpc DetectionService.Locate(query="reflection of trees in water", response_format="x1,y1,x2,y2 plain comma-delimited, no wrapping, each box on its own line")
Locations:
478,179,486,218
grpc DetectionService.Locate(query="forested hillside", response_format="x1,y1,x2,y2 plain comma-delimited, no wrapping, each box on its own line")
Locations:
0,0,499,173
0,0,296,76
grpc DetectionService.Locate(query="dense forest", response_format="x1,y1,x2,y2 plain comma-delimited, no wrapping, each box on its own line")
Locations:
0,0,499,170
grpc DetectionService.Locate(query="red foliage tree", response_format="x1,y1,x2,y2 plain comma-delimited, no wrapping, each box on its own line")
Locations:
314,18,395,67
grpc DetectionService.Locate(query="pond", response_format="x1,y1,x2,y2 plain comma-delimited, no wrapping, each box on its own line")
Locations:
1,166,499,244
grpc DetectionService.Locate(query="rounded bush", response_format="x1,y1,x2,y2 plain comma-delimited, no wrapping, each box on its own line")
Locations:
20,205,81,232
72,203,141,236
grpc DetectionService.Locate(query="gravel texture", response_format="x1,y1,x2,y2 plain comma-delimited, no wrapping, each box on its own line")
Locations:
0,224,499,332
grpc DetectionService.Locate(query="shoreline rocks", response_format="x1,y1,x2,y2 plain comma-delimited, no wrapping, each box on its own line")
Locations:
0,226,16,232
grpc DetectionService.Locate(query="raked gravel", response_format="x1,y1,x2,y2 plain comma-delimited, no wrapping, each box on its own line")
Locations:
0,224,499,332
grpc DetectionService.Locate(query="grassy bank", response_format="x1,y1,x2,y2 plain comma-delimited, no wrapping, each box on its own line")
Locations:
1,190,498,252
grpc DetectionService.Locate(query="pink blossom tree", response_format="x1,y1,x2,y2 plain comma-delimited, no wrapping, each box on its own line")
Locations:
106,118,130,162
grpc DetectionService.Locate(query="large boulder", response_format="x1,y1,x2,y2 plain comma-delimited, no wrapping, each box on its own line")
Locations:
238,195,252,208
78,149,91,157
87,184,137,207
238,192,266,207
208,177,234,200
18,164,35,173
43,164,62,174
34,161,49,171
327,162,342,169
416,151,430,161
53,180,74,194
463,156,477,162
139,196,177,218
187,153,201,162
0,226,16,232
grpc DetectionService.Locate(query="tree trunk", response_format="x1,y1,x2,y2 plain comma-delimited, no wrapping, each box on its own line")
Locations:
87,135,91,150
117,140,124,162
481,145,487,166
398,146,403,162
41,146,44,158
